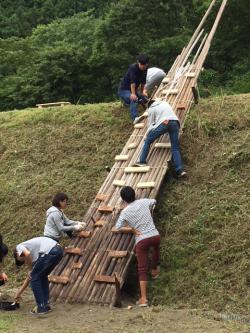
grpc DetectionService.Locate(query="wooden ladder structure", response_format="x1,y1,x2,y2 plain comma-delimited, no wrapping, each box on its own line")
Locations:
50,0,228,306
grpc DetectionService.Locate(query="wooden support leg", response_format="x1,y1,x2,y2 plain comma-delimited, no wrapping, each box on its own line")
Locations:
113,273,122,308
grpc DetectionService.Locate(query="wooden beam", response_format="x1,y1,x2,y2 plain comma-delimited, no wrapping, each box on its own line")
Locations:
125,166,150,173
192,86,199,104
65,247,83,255
36,102,71,108
185,72,196,78
128,143,137,149
154,142,171,148
94,220,107,227
113,179,125,187
49,275,69,284
134,123,144,129
98,205,113,213
108,250,128,258
111,227,134,234
162,77,170,83
95,193,107,201
72,262,83,269
94,275,121,284
137,182,156,188
78,230,91,238
177,104,186,110
115,155,129,161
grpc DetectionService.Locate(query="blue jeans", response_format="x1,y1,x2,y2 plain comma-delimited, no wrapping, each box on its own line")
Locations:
140,120,183,172
118,89,148,120
30,246,63,311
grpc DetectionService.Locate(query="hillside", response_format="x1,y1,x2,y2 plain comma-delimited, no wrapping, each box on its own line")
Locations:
0,94,249,315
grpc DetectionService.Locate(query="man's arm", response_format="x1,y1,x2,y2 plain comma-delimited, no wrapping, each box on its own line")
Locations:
14,248,32,302
53,213,79,232
14,275,30,302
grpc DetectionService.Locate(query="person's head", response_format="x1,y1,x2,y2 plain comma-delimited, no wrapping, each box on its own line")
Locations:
52,192,69,210
0,234,8,263
137,54,149,71
120,186,136,203
13,248,25,268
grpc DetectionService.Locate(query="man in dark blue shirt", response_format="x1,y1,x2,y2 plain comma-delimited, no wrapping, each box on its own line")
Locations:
118,54,149,122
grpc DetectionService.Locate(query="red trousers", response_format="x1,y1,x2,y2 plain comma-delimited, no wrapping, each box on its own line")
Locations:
135,235,161,281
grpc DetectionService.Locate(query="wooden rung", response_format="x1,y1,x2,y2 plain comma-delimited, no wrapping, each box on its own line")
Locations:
108,250,128,258
125,166,150,173
154,142,171,148
168,89,179,94
49,275,69,284
98,205,113,213
137,182,156,188
78,230,91,238
72,262,83,269
95,193,107,201
94,219,106,227
36,102,71,108
134,123,144,129
162,77,170,83
177,104,186,110
185,72,196,78
94,275,121,284
115,155,129,161
113,180,126,187
111,227,134,234
65,247,83,255
128,143,137,149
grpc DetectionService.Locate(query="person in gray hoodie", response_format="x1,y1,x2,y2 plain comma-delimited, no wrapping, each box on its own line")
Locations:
44,193,86,242
135,99,186,178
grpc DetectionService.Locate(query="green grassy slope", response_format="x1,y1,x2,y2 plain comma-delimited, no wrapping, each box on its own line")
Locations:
0,95,249,314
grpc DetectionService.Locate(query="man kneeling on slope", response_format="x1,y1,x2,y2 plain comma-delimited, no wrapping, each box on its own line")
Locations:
135,99,186,178
13,236,63,314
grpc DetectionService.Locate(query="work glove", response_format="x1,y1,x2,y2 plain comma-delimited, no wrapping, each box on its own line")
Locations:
77,221,87,229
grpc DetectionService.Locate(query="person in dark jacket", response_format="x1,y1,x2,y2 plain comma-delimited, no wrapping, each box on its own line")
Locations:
0,234,8,285
118,54,149,122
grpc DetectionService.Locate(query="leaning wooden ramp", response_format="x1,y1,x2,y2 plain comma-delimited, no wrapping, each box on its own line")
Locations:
50,0,228,305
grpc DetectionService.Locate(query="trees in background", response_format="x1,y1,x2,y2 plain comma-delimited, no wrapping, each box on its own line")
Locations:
0,0,249,111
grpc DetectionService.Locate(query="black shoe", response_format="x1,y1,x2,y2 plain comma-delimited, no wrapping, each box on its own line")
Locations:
177,170,187,178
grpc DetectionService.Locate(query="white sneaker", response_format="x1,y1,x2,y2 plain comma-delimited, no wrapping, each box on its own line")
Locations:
134,162,147,167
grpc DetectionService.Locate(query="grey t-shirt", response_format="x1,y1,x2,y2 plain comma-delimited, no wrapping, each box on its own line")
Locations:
16,237,57,263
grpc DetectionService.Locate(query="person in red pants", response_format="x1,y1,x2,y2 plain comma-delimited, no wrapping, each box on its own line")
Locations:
115,186,160,307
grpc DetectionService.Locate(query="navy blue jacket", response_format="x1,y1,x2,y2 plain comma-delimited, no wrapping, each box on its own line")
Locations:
119,64,147,91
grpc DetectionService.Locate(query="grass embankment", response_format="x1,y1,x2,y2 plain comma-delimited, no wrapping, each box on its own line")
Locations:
0,95,249,315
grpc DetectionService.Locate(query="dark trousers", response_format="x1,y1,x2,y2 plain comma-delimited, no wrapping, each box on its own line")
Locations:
135,235,161,282
30,246,63,311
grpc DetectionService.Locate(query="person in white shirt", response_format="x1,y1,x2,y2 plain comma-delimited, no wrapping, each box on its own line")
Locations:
115,186,160,307
145,67,166,96
13,236,63,314
135,99,186,178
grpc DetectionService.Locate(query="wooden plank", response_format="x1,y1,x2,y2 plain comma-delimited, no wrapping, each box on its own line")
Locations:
65,247,83,255
49,275,69,284
36,102,71,108
98,205,113,213
115,155,129,161
125,166,150,173
168,89,179,94
185,72,196,78
137,182,156,188
113,179,125,187
128,143,137,149
108,250,128,258
94,275,121,284
154,142,171,148
72,262,83,270
111,227,134,234
95,193,107,201
162,77,170,83
94,220,107,227
78,230,91,238
177,104,186,110
134,123,144,129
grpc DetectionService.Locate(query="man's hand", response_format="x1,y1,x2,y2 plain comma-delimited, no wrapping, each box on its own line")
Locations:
133,229,142,236
142,90,148,97
130,94,138,102
0,273,8,281
14,291,22,303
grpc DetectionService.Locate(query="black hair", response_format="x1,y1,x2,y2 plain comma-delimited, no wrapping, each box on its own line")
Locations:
52,192,69,208
147,99,156,108
137,54,149,65
13,248,24,267
120,186,136,203
0,234,8,263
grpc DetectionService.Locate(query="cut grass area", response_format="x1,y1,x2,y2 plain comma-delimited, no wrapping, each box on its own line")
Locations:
0,94,249,315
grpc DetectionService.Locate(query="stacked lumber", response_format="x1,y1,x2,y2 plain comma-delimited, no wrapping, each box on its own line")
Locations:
50,0,228,306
